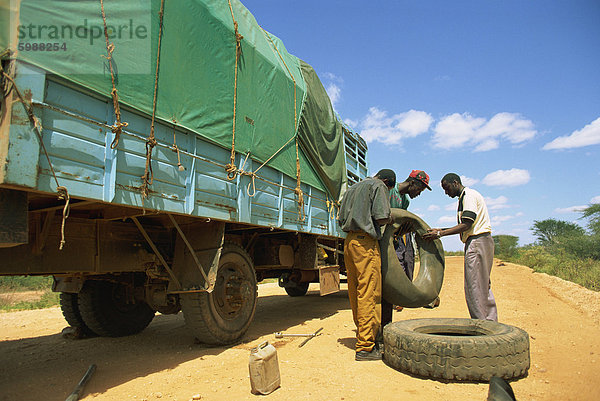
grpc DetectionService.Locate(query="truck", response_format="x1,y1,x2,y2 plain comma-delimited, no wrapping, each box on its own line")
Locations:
0,0,368,344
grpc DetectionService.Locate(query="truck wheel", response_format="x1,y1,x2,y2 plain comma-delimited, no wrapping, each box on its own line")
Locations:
59,293,96,337
77,281,156,337
284,282,309,297
384,318,530,381
180,243,257,345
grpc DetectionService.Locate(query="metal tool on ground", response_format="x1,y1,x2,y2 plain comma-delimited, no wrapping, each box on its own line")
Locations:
65,364,96,401
298,327,323,347
273,327,324,347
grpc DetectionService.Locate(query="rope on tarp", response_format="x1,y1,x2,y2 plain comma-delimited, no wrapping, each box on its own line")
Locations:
0,67,71,250
225,0,244,181
261,28,305,221
140,0,166,203
171,118,185,172
100,0,129,149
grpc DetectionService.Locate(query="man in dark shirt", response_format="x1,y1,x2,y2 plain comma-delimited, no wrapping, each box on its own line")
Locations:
338,169,395,361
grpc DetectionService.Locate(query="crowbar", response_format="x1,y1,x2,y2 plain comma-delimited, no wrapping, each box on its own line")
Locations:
65,364,96,401
298,327,323,348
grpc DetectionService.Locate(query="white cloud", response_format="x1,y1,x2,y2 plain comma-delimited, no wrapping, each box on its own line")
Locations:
427,205,440,211
324,72,343,83
555,206,587,213
323,73,343,110
543,117,600,150
433,112,536,151
591,196,600,204
326,83,341,109
491,215,515,226
359,107,433,145
343,118,358,129
482,169,530,187
485,196,510,210
460,175,479,187
438,215,456,224
445,202,457,211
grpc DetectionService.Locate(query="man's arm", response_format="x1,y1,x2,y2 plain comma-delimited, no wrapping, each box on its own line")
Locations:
376,216,392,226
372,182,392,226
423,219,473,240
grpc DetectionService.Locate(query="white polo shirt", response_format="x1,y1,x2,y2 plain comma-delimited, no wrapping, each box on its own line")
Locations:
457,187,492,243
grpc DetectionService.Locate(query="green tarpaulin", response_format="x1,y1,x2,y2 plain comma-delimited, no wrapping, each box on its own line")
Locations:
0,0,348,200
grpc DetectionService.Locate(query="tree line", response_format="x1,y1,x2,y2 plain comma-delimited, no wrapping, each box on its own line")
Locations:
493,204,600,291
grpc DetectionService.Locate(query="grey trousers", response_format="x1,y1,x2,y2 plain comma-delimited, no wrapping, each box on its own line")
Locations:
464,233,498,321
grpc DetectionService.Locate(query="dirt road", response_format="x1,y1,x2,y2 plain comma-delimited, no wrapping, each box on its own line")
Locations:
1,256,599,401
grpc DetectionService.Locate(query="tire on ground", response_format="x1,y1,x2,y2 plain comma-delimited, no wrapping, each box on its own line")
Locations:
384,318,530,381
180,243,257,345
59,292,96,337
77,280,156,337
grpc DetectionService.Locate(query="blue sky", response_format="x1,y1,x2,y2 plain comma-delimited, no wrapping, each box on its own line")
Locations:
241,0,600,251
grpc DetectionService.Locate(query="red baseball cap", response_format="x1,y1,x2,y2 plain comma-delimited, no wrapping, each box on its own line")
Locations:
409,170,432,190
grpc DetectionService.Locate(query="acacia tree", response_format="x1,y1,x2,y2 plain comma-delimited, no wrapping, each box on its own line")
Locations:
493,235,519,258
580,203,600,236
531,219,585,246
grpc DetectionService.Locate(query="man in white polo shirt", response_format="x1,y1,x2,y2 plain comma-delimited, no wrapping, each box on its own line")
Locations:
423,173,498,321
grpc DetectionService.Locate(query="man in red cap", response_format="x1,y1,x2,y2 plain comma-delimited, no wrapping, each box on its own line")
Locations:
381,170,433,327
389,170,431,280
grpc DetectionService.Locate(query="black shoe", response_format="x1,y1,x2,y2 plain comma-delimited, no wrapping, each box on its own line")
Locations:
355,348,382,361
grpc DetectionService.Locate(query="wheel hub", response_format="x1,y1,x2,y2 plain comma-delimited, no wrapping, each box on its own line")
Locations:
215,266,249,317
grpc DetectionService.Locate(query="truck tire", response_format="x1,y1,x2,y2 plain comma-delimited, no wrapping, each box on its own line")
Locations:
77,281,156,337
384,318,530,382
381,209,445,308
180,243,257,345
284,281,310,297
59,292,96,337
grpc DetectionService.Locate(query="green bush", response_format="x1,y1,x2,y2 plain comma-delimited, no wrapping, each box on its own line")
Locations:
0,276,58,311
0,276,53,291
510,245,600,291
553,234,600,260
493,235,519,258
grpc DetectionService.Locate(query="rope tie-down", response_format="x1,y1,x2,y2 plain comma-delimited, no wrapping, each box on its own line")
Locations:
140,0,166,204
261,27,305,220
225,0,244,181
1,59,70,250
100,0,128,149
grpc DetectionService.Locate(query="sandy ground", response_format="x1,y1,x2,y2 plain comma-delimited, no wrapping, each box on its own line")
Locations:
1,256,599,401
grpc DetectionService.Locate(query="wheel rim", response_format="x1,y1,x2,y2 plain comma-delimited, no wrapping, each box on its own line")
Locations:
213,262,252,320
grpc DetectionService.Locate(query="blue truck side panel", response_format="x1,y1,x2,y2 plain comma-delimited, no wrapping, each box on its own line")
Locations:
3,63,367,237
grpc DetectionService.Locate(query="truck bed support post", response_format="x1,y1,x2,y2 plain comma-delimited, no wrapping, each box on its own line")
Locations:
130,216,182,290
167,213,211,289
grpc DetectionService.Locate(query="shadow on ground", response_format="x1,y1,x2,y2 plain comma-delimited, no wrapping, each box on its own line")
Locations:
0,287,350,400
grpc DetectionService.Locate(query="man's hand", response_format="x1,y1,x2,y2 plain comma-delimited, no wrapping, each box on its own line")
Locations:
423,228,442,241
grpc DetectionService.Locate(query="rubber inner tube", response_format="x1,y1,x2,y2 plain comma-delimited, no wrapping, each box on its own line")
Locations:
380,208,445,307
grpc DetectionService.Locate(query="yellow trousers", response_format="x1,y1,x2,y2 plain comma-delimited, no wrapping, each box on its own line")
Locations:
344,231,382,352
